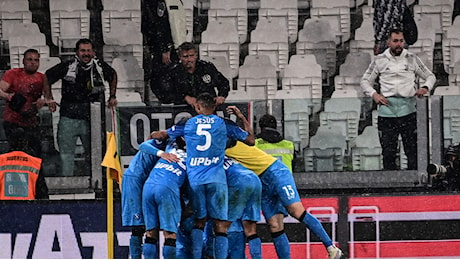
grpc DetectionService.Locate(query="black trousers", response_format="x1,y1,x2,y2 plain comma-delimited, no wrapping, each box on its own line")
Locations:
378,113,418,170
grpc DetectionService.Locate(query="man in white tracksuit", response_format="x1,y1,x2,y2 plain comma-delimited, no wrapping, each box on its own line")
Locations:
360,28,436,170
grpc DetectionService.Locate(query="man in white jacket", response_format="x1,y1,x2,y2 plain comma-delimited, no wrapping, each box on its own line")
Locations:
360,29,436,170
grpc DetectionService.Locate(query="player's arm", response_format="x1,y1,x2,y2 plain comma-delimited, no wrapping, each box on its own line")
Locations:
139,139,180,162
226,105,255,146
149,130,169,140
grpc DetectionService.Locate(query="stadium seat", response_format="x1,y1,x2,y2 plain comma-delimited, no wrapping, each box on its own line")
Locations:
409,16,435,69
433,86,460,147
248,18,289,73
236,54,277,100
442,16,460,75
413,0,453,43
334,51,372,96
351,126,382,171
277,54,322,113
319,96,361,142
310,0,351,45
199,20,240,78
103,21,143,69
8,23,49,68
283,99,313,149
183,0,194,42
0,0,32,56
349,17,374,58
448,61,460,86
258,0,298,43
304,125,347,171
49,0,90,56
110,54,145,97
296,17,337,79
208,0,248,43
101,0,141,40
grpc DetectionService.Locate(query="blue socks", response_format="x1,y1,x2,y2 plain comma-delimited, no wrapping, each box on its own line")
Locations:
129,235,143,259
248,234,262,259
214,233,229,259
143,237,158,259
191,227,204,258
163,245,176,259
300,211,333,247
272,231,290,259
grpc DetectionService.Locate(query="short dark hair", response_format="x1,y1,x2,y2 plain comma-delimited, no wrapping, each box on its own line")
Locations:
196,92,216,109
23,48,39,57
387,28,404,40
259,114,277,129
178,41,197,52
75,38,94,51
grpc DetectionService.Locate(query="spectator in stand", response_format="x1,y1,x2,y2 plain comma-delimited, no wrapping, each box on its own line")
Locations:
45,38,118,176
373,0,407,55
360,29,436,170
162,42,230,107
0,49,56,157
142,0,187,104
256,114,295,172
0,127,48,200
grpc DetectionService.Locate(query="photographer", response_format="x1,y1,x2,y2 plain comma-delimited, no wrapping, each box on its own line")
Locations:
427,142,460,191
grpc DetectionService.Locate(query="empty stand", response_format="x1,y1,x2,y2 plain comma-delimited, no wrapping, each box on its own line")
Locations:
110,54,145,97
433,86,460,146
319,96,361,142
101,0,141,40
310,0,351,45
236,54,277,100
351,126,382,171
304,125,347,172
277,54,322,113
296,17,337,79
334,51,371,96
283,99,312,149
199,20,240,78
448,61,460,86
103,21,143,69
248,18,289,73
258,0,298,43
442,16,460,75
49,0,90,56
410,16,435,69
413,0,453,43
208,0,248,43
8,23,49,68
349,16,374,58
183,0,194,42
0,0,32,54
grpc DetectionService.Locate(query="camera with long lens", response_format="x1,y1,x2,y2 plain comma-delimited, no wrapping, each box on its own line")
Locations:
425,142,460,191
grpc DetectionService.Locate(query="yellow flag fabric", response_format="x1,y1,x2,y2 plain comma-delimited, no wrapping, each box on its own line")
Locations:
101,131,123,184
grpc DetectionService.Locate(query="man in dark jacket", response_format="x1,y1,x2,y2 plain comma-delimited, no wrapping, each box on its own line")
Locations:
162,42,230,107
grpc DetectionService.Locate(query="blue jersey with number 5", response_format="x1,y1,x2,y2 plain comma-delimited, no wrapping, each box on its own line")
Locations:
168,114,248,186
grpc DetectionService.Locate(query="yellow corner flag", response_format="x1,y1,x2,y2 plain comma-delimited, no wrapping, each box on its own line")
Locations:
101,131,122,259
101,131,123,184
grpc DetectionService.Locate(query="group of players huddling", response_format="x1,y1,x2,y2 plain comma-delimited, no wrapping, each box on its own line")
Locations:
121,93,344,259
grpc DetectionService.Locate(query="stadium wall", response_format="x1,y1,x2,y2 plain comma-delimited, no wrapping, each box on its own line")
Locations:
1,194,459,259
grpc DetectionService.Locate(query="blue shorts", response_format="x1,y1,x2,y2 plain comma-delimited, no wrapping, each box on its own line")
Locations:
228,172,262,222
190,182,228,221
260,160,300,220
142,183,181,233
121,175,145,226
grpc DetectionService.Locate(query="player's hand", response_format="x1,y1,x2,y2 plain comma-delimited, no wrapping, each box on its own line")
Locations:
226,105,243,118
215,96,226,105
160,152,180,163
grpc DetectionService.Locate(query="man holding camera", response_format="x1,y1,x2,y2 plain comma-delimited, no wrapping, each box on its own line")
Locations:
0,49,55,158
427,143,460,191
